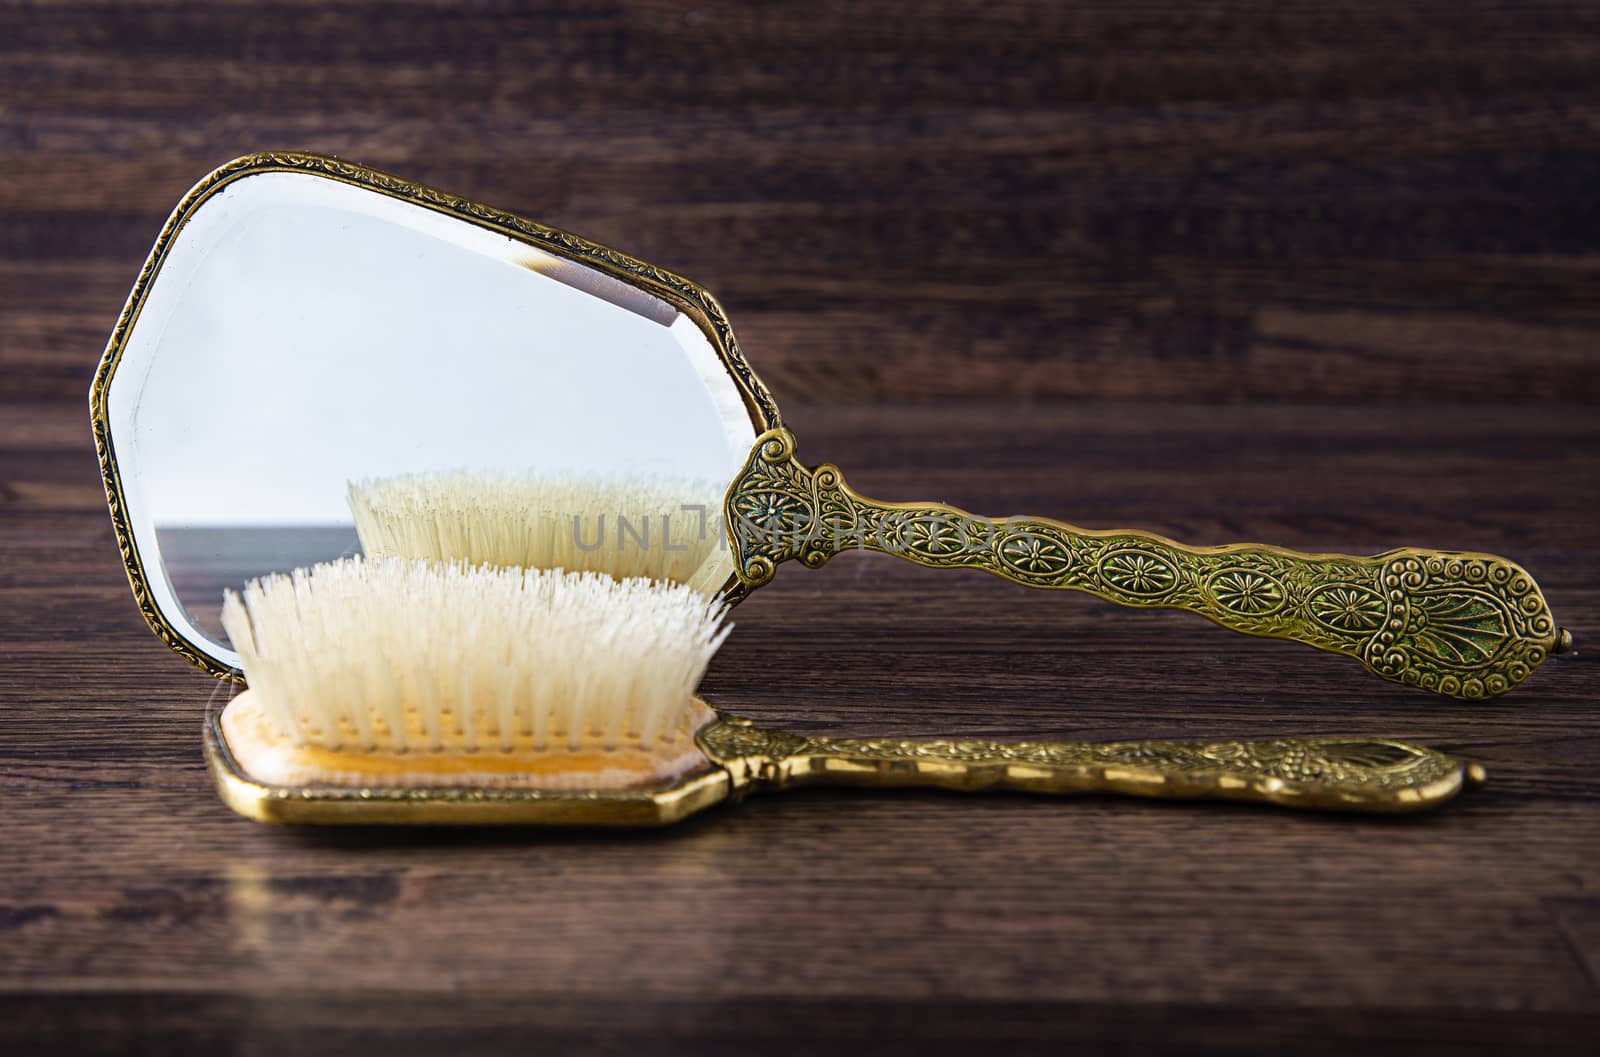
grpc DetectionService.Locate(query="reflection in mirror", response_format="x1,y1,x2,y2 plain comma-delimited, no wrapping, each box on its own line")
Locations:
105,170,757,669
348,470,730,592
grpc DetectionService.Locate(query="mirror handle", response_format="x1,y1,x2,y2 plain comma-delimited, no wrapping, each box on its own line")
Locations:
725,428,1568,700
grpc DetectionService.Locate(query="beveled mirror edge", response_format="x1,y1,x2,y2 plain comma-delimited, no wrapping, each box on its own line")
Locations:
89,151,783,682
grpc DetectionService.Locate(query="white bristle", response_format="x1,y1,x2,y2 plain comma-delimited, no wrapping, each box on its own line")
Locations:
220,557,732,755
347,471,728,588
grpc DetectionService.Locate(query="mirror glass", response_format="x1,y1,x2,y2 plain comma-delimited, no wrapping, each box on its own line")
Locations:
105,170,759,670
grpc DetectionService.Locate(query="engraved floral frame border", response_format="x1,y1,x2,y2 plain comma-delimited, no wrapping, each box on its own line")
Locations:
89,151,783,683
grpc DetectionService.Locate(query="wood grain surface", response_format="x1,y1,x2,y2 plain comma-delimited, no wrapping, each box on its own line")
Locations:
1,2,1597,1053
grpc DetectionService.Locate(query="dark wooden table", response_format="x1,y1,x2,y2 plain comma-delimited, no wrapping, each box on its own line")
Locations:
2,3,1597,1053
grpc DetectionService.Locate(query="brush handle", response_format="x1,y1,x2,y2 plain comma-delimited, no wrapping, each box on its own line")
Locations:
696,715,1478,814
725,428,1568,700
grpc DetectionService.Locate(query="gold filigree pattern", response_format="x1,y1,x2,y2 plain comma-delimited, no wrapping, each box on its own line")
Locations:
694,715,1472,813
725,428,1565,700
1099,548,1181,598
1308,584,1388,631
1208,569,1287,616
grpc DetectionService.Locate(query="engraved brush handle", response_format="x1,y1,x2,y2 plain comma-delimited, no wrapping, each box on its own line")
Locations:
697,715,1478,814
726,428,1568,700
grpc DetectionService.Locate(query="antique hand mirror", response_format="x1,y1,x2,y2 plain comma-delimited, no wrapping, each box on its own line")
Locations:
92,153,1567,701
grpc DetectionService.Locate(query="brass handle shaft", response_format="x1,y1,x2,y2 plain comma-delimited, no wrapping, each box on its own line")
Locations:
726,428,1567,700
696,715,1478,814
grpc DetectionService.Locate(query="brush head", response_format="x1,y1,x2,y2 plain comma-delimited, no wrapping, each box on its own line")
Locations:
347,470,732,592
218,557,731,790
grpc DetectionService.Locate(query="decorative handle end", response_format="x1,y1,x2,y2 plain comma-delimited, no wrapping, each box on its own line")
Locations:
1356,553,1560,699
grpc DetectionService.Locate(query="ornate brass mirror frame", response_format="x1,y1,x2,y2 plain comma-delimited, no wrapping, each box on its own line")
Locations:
89,151,781,682
93,153,1567,703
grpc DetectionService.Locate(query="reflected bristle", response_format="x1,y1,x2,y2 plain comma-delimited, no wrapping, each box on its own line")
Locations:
347,470,728,589
220,557,732,760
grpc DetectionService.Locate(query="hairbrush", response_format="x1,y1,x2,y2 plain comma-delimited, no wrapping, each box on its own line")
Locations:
208,558,1480,824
